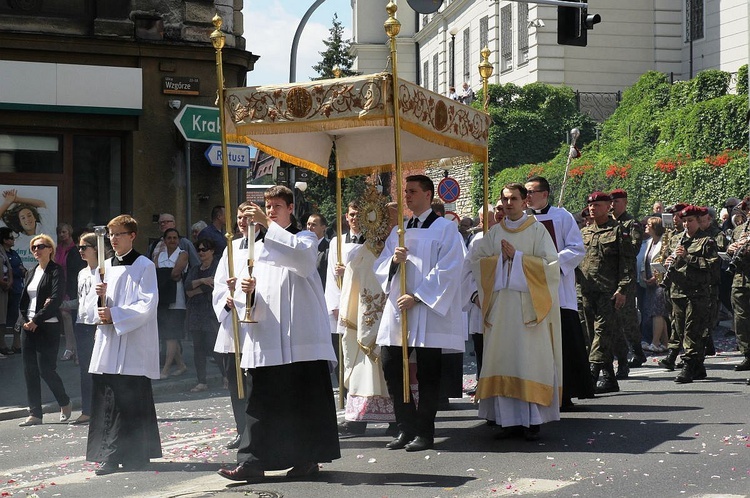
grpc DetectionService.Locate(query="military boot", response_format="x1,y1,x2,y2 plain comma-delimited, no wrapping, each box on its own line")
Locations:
628,351,647,368
595,364,620,394
674,359,695,384
693,361,707,380
615,360,629,380
658,349,679,371
590,363,602,384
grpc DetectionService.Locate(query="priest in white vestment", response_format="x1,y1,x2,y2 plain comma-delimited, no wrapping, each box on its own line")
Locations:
525,176,594,406
375,175,465,452
216,186,339,482
87,215,162,475
469,183,562,441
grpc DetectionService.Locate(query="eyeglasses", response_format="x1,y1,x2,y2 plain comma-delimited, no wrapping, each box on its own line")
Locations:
107,231,132,239
159,219,175,225
31,244,50,251
197,247,211,253
78,245,94,251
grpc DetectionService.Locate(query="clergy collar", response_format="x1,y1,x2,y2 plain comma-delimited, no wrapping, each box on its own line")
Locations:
112,249,140,266
531,203,551,215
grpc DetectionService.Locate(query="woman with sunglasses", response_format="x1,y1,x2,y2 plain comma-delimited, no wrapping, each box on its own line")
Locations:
68,232,110,425
184,238,223,392
18,234,72,426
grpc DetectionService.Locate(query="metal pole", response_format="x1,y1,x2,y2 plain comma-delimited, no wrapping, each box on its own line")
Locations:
384,2,410,403
478,47,494,233
211,15,244,400
290,0,327,83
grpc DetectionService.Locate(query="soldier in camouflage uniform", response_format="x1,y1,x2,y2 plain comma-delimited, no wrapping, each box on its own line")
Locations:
657,203,687,370
727,211,750,372
662,205,718,383
609,189,645,379
699,207,728,357
579,192,632,394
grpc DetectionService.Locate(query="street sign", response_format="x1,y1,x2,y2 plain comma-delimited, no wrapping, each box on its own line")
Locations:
445,211,460,224
204,144,256,168
438,177,461,203
174,105,223,143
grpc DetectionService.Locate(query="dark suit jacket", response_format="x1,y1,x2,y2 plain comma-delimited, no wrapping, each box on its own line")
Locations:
316,238,330,288
20,260,64,324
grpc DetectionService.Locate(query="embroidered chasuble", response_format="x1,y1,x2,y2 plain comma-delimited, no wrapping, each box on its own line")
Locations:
468,214,563,427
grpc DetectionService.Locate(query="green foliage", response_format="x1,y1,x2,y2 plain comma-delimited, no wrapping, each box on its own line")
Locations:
310,14,357,80
738,64,748,95
480,69,749,217
470,82,596,207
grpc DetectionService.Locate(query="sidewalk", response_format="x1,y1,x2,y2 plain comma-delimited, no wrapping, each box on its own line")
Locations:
0,338,225,421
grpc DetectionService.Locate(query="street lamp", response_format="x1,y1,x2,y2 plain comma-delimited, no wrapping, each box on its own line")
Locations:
449,27,458,88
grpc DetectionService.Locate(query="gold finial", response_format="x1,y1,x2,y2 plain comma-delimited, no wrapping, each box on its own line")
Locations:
478,46,493,80
210,14,225,50
333,65,342,78
384,2,401,39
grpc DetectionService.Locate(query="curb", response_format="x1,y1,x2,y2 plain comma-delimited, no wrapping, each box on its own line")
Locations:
0,372,226,422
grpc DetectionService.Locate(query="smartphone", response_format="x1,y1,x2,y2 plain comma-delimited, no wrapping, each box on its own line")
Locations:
662,213,674,229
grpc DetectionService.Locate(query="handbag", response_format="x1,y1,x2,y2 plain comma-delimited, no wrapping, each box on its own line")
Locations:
155,267,177,307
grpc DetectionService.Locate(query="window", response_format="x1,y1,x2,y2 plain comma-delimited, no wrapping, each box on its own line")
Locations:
0,134,63,174
462,27,471,82
72,136,123,229
501,5,513,72
518,3,529,65
479,16,489,50
432,53,439,93
685,0,704,41
423,60,429,89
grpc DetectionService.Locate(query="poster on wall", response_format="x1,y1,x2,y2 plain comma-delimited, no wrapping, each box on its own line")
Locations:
0,185,58,270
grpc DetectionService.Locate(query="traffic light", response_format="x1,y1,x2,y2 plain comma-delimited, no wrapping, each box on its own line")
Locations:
558,4,601,47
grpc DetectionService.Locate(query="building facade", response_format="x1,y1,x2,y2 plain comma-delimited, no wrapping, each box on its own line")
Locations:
0,1,256,251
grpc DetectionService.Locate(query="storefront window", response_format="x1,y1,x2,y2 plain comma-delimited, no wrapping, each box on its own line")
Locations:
73,136,122,229
0,133,62,173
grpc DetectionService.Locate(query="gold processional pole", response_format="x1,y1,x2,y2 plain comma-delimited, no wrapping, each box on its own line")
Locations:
211,14,244,399
332,65,345,410
478,47,493,233
384,2,410,403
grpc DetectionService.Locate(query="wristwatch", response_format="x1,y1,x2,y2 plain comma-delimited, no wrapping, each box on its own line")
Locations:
413,295,421,304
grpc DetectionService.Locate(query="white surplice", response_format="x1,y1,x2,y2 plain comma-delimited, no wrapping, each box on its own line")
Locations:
212,238,252,354
238,223,336,369
89,255,160,380
468,214,562,428
530,206,585,310
374,216,466,351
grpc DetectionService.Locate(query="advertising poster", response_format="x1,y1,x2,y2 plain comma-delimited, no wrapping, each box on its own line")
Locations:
0,185,59,269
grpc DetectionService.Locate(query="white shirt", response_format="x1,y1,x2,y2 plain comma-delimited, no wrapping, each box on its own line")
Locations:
76,266,99,325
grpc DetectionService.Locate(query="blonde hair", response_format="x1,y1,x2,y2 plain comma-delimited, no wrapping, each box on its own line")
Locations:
30,234,56,262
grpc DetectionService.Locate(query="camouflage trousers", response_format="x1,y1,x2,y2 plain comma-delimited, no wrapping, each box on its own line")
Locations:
668,296,709,361
614,285,643,360
582,291,618,365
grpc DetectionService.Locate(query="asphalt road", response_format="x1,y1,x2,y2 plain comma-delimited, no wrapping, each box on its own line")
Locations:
1,345,748,498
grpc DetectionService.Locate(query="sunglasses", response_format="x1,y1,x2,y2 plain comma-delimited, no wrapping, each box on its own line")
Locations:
197,247,212,253
78,245,94,251
31,244,50,251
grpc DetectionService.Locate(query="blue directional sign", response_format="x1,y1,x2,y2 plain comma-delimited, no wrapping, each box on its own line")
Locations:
204,144,256,168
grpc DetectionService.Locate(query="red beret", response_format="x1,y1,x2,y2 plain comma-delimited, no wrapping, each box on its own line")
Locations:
667,203,688,214
680,205,703,218
697,206,709,217
610,189,627,199
587,191,611,204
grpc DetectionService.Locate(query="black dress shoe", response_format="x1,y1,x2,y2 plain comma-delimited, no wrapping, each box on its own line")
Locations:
523,425,541,441
217,463,265,482
286,462,320,479
338,421,367,438
95,462,120,476
386,432,414,450
404,436,434,452
734,357,750,371
226,434,241,449
493,426,523,440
